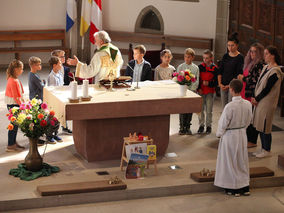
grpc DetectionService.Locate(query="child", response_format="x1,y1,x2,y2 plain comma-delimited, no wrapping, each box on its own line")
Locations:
214,79,252,196
197,50,218,134
28,56,46,100
51,50,73,134
46,56,63,143
28,56,47,146
177,48,199,135
125,45,152,81
154,49,175,80
5,59,25,152
51,50,71,86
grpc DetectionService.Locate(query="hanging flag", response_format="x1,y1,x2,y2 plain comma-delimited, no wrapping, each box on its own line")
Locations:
89,0,102,44
80,0,92,37
66,0,77,32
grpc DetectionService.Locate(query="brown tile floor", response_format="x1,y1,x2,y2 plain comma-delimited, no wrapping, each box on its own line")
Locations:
0,68,284,204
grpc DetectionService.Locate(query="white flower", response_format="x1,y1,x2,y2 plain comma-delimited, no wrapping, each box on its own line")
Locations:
180,71,185,76
172,77,178,82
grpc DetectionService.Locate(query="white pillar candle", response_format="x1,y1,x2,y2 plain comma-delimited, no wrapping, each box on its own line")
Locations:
82,80,89,98
70,81,78,99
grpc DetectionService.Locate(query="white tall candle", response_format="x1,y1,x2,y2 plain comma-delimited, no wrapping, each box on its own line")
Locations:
70,81,78,99
82,80,89,98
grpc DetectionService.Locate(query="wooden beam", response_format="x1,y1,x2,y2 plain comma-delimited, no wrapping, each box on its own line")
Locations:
108,30,213,50
120,49,203,61
0,32,65,41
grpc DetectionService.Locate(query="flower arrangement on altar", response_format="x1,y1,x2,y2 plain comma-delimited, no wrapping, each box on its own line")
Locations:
6,98,58,139
172,69,197,86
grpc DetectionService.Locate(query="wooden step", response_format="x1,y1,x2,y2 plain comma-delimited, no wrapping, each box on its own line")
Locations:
278,154,284,168
190,167,274,182
37,180,127,196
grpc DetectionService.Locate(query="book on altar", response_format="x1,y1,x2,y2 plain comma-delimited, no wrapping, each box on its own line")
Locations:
147,145,156,160
126,153,149,179
125,143,147,160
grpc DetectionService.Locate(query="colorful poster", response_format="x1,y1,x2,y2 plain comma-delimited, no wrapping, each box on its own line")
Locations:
126,153,149,179
147,145,156,160
125,143,147,160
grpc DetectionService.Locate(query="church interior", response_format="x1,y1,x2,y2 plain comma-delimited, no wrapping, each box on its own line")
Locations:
0,0,284,212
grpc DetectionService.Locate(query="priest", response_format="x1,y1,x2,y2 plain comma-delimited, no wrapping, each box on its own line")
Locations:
67,30,123,83
214,79,252,196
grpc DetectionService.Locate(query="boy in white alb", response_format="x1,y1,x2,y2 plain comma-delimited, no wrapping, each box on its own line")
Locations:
214,79,252,196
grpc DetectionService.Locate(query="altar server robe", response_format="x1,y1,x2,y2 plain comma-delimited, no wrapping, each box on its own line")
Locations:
214,96,252,189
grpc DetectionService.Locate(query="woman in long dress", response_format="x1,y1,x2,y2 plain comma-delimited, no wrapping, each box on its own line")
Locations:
251,46,283,158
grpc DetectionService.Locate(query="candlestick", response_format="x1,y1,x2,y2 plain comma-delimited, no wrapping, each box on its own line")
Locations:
82,79,89,98
70,81,78,99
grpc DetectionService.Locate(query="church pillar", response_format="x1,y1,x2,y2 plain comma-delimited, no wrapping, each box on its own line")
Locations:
214,0,230,61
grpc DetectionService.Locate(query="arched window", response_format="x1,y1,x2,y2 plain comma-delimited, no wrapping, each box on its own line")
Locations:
135,6,164,34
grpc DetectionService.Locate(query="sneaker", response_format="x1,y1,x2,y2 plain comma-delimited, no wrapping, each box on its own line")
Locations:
225,188,233,195
179,129,186,135
242,191,251,196
46,137,56,144
53,135,63,142
252,149,263,156
234,192,241,197
6,146,22,152
255,149,270,158
206,126,212,134
233,189,241,197
185,129,192,135
240,186,250,196
197,126,204,134
62,127,72,134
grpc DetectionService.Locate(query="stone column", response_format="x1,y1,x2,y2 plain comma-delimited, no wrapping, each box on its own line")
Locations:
214,0,230,61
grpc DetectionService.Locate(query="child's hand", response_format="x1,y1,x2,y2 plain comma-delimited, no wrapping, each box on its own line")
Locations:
203,80,209,86
251,98,258,106
237,74,243,81
219,83,226,90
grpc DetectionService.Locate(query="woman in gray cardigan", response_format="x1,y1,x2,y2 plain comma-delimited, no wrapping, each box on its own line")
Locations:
251,46,283,158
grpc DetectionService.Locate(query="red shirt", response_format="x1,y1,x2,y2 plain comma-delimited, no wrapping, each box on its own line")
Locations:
198,63,218,95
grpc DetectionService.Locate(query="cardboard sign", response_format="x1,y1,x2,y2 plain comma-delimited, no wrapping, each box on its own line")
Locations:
125,153,149,179
147,145,156,160
125,143,147,160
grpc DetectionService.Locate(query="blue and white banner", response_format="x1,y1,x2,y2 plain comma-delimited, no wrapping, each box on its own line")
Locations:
66,0,77,32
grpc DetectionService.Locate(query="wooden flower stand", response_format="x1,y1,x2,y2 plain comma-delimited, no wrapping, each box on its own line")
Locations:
120,137,158,175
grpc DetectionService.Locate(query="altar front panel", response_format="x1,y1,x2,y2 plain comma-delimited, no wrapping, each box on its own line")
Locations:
73,115,170,161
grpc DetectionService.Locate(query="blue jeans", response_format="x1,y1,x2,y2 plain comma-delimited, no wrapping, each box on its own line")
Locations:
260,132,272,151
198,93,214,127
220,88,232,108
246,124,259,144
7,104,19,146
179,113,193,131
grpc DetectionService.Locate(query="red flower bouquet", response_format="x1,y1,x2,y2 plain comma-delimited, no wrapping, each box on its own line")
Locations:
172,69,196,86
